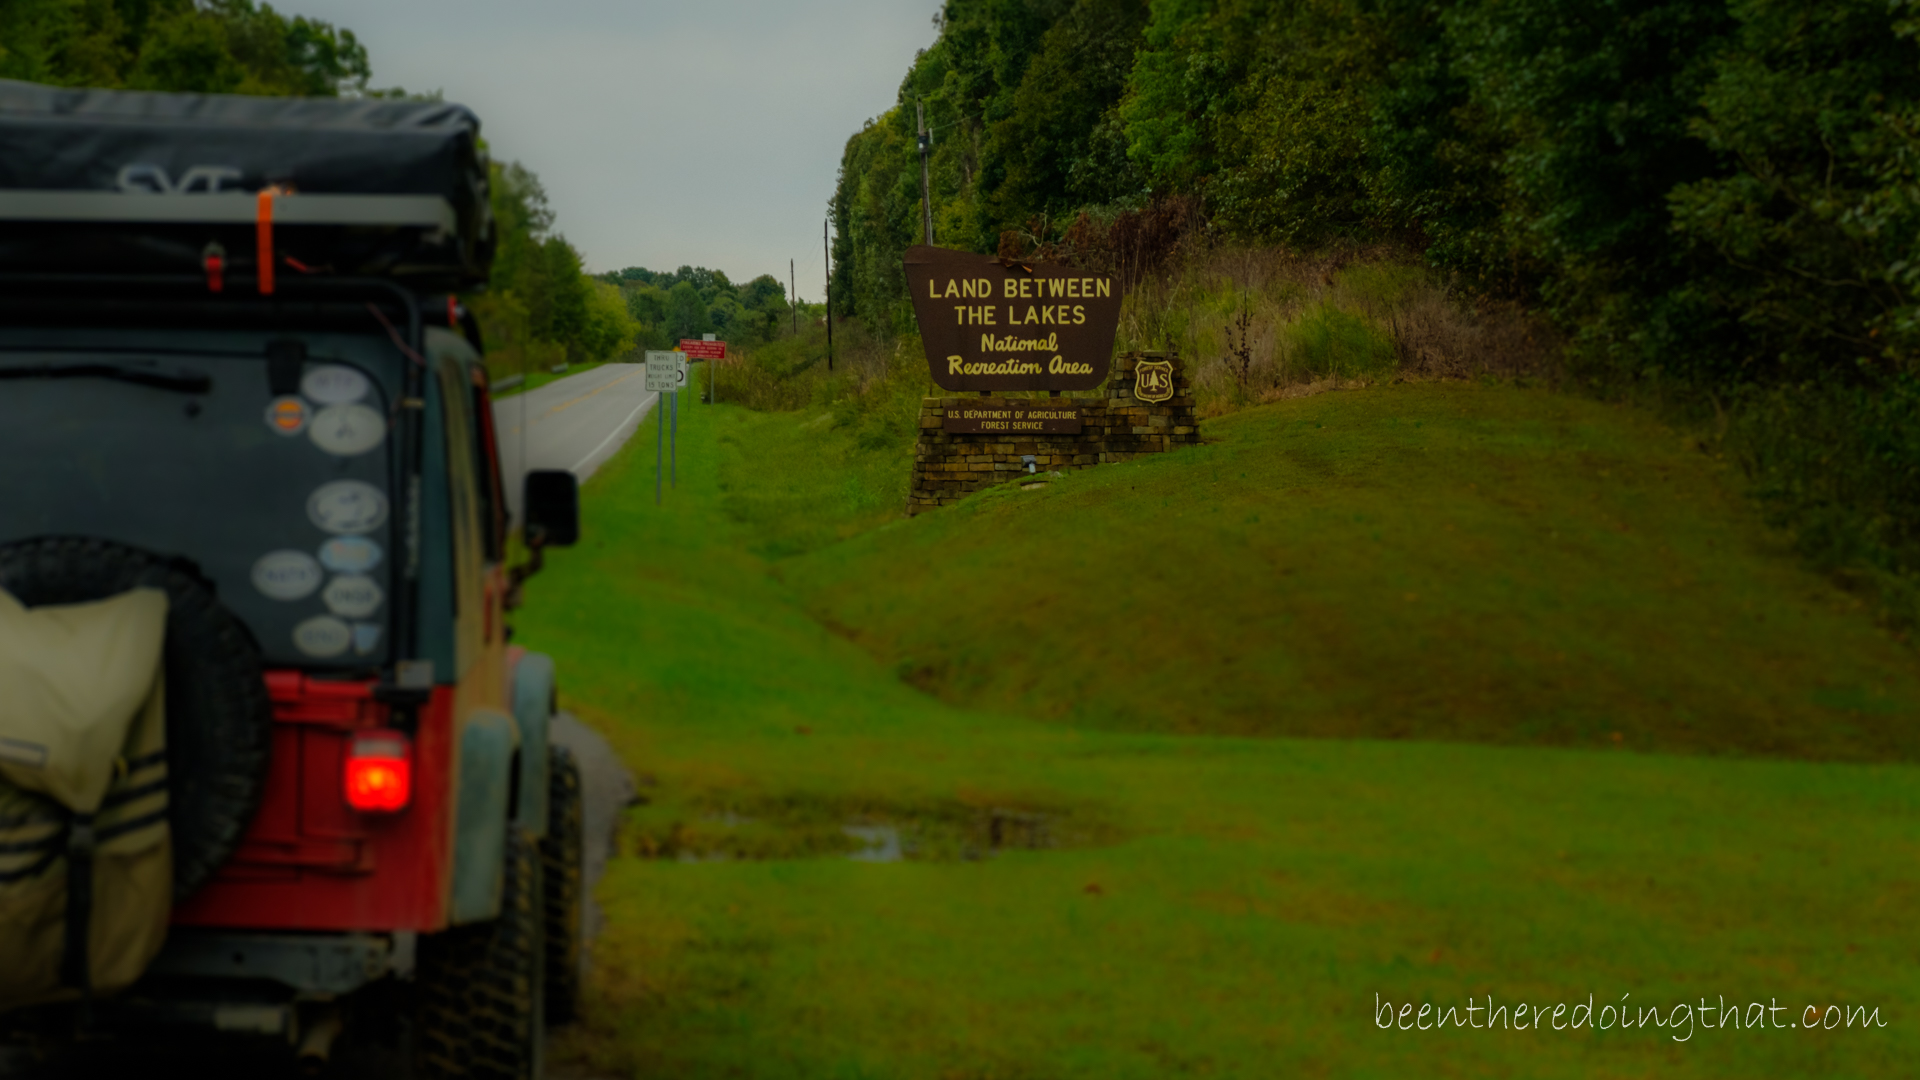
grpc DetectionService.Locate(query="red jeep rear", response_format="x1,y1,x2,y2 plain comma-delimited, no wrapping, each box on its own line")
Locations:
0,80,586,1077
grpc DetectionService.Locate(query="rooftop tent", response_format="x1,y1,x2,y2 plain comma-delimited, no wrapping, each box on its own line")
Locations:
0,79,494,292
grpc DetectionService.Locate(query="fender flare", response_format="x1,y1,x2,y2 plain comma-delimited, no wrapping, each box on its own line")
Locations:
448,708,517,925
508,651,556,836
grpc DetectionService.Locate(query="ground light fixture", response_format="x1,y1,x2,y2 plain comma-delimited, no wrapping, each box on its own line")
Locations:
345,731,413,812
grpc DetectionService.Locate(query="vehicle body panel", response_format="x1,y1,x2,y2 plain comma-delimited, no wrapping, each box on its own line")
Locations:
168,675,456,931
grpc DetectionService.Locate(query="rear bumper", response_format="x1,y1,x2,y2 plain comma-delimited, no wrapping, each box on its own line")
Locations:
0,931,409,1042
144,929,413,996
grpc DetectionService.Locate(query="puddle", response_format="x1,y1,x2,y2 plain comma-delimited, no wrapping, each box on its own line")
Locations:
843,824,903,862
627,791,1104,864
984,807,1051,850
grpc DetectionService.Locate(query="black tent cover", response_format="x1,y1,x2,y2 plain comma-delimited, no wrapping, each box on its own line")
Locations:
0,79,494,290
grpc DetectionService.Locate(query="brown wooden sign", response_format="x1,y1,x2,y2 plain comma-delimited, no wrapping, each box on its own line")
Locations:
904,244,1123,393
942,402,1085,434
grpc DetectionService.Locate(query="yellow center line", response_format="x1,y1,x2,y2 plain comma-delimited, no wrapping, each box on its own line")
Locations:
502,367,646,436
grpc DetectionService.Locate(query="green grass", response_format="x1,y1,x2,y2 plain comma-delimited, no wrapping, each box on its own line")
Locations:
715,407,915,559
783,381,1920,761
515,386,1918,1079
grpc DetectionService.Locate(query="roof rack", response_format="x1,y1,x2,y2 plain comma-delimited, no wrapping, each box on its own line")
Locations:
0,79,494,291
0,192,457,233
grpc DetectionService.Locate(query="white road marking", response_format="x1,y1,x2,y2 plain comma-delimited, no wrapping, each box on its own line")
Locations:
494,363,657,525
570,392,658,479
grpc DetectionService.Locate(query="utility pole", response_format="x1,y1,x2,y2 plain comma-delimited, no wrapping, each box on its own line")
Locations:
917,97,933,246
823,217,834,371
790,258,798,336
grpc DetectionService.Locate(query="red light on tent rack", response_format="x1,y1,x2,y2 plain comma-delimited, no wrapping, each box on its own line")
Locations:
344,731,411,813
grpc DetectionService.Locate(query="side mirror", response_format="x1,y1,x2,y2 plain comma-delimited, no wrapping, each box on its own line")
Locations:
523,470,579,547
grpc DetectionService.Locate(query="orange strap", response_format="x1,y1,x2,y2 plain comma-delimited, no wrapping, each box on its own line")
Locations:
256,188,277,295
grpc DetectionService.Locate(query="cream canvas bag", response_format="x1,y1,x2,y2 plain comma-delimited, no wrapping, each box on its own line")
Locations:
0,587,173,1010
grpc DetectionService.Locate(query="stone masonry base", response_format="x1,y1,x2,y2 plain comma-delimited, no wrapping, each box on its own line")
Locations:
908,351,1199,515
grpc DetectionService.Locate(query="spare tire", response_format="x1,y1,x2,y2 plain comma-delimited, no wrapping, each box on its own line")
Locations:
0,536,273,901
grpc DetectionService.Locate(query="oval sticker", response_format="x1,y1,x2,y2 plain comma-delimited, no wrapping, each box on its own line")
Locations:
321,574,385,618
292,615,352,658
309,403,387,456
264,396,309,436
251,550,323,601
307,480,388,535
301,365,371,405
318,536,383,573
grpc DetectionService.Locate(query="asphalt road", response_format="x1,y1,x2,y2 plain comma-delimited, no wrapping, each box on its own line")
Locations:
494,363,657,526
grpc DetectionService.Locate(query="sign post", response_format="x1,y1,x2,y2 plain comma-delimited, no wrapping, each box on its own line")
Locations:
703,333,716,407
644,350,678,505
670,351,688,487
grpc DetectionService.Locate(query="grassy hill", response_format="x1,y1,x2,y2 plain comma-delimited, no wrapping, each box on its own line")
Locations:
781,380,1920,760
516,380,1916,1079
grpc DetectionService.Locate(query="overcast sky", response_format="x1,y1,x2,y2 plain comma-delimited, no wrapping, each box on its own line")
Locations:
290,0,941,298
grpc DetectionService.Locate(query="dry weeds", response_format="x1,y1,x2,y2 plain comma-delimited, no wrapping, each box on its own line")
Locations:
1109,245,1563,416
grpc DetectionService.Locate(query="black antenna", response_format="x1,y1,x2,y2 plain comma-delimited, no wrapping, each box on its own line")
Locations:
824,219,835,370
917,97,933,246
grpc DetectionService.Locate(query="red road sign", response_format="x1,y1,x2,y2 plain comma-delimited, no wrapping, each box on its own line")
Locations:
678,339,727,360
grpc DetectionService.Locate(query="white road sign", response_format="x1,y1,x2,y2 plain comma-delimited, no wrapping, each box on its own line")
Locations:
645,350,679,393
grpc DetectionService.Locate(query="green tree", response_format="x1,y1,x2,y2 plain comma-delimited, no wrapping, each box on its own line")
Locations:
600,267,795,347
211,0,370,96
991,0,1149,218
0,0,368,95
1668,0,1920,378
664,281,712,342
127,6,245,92
579,280,640,361
0,0,134,87
472,161,636,370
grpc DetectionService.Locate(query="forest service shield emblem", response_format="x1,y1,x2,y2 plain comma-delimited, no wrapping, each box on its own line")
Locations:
1135,359,1175,403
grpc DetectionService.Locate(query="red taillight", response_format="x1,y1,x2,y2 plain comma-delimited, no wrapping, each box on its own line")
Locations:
344,732,411,813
